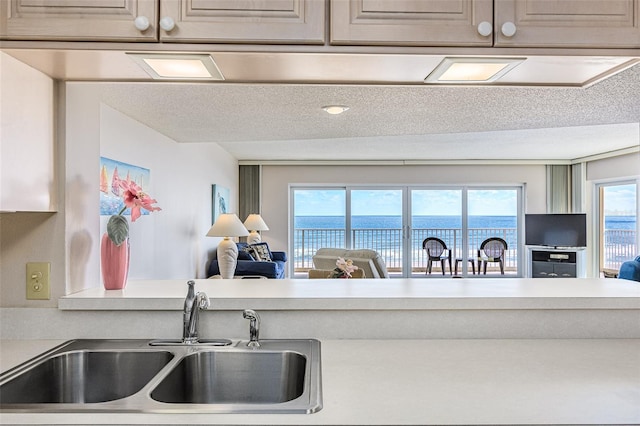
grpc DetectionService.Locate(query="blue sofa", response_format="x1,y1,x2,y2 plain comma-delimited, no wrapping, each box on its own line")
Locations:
207,242,287,279
618,256,640,282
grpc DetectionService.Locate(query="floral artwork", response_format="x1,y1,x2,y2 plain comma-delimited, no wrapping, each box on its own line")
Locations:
100,157,151,216
212,184,230,224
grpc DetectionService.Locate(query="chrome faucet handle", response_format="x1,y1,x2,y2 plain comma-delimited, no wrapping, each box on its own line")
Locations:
198,292,210,310
243,309,261,348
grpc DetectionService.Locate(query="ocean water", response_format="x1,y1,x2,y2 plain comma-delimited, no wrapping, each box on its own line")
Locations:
604,215,637,230
294,215,636,257
295,215,635,230
292,215,637,267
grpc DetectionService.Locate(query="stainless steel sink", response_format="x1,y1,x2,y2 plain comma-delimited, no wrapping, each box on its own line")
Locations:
0,339,322,414
0,349,172,404
151,350,306,404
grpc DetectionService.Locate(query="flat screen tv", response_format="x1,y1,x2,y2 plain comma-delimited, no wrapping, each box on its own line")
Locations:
525,213,587,248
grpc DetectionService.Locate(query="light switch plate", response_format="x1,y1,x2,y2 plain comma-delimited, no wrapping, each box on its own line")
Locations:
26,262,50,300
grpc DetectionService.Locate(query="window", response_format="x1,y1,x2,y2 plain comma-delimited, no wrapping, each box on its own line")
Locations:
411,189,462,275
467,189,519,276
292,186,523,277
351,188,404,274
597,182,638,274
292,188,345,270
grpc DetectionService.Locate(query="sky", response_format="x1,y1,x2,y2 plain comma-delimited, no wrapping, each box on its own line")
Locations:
296,186,639,217
604,184,637,216
294,189,519,216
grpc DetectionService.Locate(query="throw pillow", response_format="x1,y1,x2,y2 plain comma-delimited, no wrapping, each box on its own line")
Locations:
238,247,255,261
248,242,272,261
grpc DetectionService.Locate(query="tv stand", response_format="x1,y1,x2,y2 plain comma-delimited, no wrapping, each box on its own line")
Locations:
527,247,586,278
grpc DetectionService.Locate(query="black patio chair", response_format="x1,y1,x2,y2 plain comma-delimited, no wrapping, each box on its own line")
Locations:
422,237,452,275
478,237,508,275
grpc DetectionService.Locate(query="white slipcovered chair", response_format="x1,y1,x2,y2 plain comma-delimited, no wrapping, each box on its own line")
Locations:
312,248,390,278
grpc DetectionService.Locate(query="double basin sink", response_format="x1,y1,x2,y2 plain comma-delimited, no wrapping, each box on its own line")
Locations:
0,339,322,414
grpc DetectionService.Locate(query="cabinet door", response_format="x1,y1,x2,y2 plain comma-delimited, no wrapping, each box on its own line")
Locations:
495,0,640,48
330,0,493,46
554,263,577,278
159,0,325,44
0,0,158,41
1,52,55,212
531,261,554,278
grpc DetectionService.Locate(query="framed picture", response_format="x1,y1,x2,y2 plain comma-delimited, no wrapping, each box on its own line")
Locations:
100,157,150,216
212,184,230,224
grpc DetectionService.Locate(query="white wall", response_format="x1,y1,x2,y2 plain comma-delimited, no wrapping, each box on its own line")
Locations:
0,53,64,308
586,152,640,182
1,82,238,307
63,82,238,293
98,104,237,280
1,63,636,308
260,164,548,274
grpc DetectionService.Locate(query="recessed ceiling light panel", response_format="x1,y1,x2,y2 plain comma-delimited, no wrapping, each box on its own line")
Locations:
425,57,525,84
127,53,224,80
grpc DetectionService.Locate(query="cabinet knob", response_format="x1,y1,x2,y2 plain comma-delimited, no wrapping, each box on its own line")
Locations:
160,16,176,32
134,16,150,31
501,21,517,37
477,21,493,37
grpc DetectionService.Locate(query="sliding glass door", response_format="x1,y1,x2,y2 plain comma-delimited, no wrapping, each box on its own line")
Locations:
292,188,346,271
410,189,462,276
292,187,406,276
351,189,405,275
411,188,520,277
292,186,522,277
467,189,519,276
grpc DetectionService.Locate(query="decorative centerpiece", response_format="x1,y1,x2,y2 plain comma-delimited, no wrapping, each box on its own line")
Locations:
329,257,359,278
101,179,161,290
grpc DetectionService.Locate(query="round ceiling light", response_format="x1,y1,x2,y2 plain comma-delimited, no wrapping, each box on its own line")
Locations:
322,105,350,115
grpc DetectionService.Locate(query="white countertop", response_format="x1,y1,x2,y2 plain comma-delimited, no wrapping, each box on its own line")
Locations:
1,338,639,425
58,277,640,311
4,278,639,423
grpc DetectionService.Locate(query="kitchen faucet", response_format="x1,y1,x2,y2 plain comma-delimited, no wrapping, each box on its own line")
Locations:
243,309,261,348
183,280,210,344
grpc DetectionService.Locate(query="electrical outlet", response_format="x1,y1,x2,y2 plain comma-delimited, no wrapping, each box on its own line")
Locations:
26,262,50,300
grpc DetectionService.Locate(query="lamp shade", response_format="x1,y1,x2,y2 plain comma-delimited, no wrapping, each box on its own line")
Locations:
243,214,269,231
206,213,249,238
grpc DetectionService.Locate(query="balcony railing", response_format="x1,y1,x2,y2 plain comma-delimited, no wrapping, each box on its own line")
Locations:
603,229,638,270
294,227,518,275
294,227,638,276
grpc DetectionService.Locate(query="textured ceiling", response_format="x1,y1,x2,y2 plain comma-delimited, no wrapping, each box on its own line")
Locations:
98,63,640,162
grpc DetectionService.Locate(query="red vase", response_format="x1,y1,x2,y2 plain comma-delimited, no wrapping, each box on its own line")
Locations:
100,233,130,290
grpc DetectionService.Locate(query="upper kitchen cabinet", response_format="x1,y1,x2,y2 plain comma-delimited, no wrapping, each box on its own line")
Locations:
330,0,640,48
158,0,325,44
0,52,56,212
330,0,494,46
0,0,325,44
0,0,159,41
2,0,637,48
495,0,640,48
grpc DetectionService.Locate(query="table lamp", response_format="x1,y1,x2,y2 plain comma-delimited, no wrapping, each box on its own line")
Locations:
206,213,249,279
243,214,269,244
